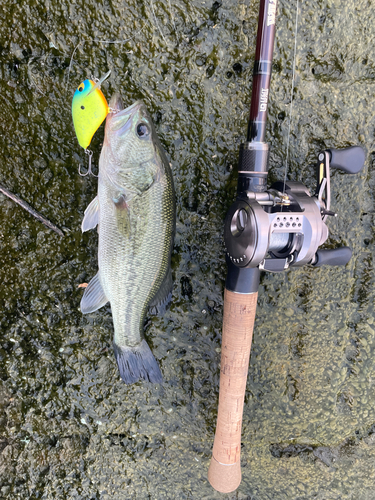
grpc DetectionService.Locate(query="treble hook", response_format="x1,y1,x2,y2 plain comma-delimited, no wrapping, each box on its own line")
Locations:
78,149,98,178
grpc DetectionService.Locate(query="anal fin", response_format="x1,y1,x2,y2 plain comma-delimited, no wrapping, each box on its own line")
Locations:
80,272,108,314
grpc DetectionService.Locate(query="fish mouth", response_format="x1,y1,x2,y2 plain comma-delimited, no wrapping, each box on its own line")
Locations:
109,94,145,117
107,94,146,134
109,93,124,112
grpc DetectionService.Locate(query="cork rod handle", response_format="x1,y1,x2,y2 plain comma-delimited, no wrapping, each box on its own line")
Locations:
207,288,258,493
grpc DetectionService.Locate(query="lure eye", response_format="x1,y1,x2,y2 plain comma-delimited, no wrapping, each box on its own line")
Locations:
136,123,150,138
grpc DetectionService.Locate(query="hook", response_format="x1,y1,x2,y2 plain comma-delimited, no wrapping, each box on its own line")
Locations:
78,149,98,178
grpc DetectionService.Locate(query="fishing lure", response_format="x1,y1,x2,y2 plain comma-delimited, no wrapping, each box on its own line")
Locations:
72,70,111,176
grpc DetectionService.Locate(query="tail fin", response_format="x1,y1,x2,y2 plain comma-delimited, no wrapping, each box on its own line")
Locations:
113,340,162,384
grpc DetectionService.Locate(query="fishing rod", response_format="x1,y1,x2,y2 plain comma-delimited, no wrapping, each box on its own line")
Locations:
207,0,365,493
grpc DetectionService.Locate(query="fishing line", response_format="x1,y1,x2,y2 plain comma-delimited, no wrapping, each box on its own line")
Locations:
282,0,299,195
150,0,168,45
65,26,146,90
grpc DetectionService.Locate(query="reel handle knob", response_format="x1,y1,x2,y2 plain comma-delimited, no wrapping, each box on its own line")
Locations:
312,246,352,267
327,146,365,174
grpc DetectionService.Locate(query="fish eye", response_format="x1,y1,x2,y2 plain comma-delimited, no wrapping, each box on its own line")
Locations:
136,123,150,138
78,86,84,92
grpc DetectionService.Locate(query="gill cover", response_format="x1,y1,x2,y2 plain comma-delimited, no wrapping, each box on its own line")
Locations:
72,79,109,149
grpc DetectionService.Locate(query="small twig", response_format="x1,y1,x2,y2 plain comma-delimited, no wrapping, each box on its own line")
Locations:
90,37,132,44
0,183,64,237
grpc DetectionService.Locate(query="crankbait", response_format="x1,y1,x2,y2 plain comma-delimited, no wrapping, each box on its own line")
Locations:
72,70,111,176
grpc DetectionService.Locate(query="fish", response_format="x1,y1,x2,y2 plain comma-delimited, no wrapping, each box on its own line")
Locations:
80,94,175,384
72,71,111,149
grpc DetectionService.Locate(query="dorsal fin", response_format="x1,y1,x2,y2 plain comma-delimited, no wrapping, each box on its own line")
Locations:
148,267,173,315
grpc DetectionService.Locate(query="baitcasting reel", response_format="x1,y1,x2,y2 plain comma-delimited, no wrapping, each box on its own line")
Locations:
224,146,365,273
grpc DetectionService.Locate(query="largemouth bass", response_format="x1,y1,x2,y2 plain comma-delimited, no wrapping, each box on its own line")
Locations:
80,94,175,384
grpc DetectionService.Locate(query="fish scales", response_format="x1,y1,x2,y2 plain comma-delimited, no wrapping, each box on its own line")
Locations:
81,95,175,384
99,159,173,346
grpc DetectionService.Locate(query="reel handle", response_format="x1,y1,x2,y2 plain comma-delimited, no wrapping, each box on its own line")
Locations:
312,246,352,267
208,289,257,493
327,146,365,174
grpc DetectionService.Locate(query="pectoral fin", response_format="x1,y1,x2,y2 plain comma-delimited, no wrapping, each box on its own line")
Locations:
82,196,99,232
80,272,108,313
149,267,173,315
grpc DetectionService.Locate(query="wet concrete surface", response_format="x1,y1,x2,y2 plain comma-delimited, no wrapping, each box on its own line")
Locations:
0,0,375,498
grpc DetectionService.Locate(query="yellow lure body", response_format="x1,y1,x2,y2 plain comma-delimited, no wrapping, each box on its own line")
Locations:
72,79,109,149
